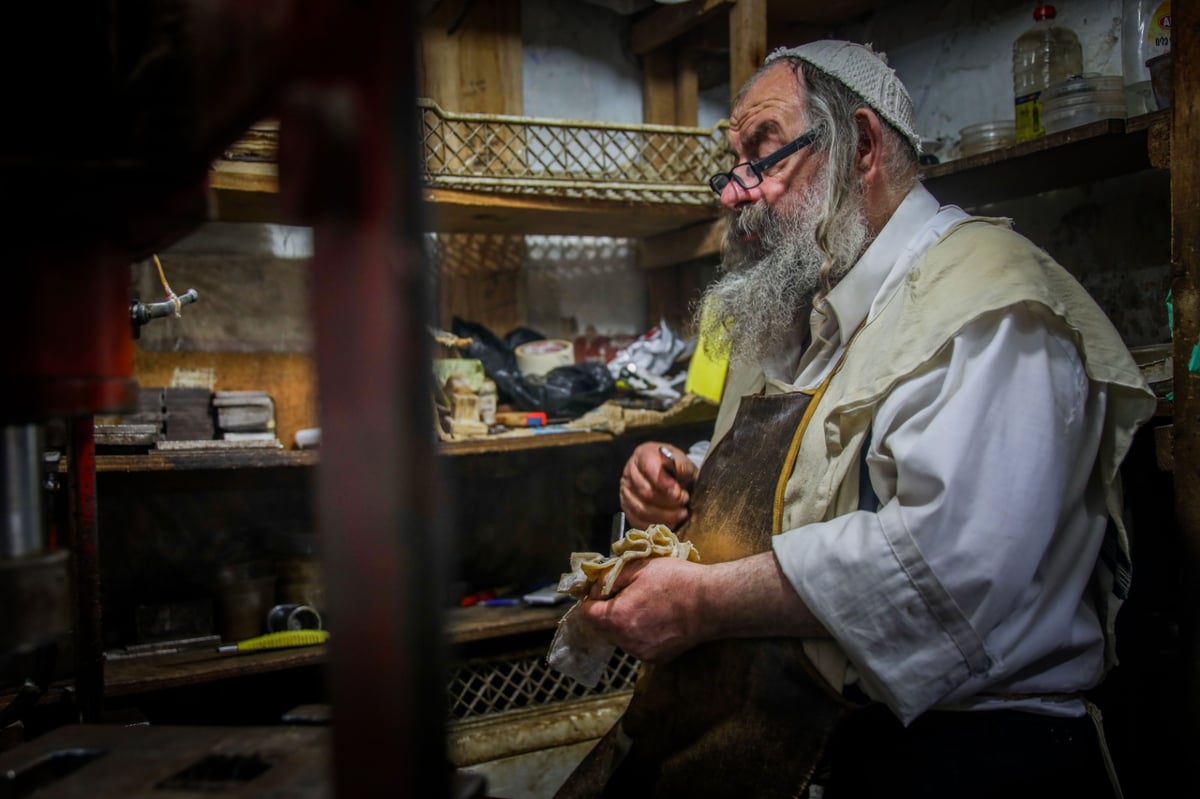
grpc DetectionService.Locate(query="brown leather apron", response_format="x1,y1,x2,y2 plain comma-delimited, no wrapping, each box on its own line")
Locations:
556,388,853,799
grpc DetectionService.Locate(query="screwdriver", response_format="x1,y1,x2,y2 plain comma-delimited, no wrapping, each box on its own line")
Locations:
217,629,329,654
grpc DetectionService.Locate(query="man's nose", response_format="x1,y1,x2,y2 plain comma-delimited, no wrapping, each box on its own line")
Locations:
719,179,757,210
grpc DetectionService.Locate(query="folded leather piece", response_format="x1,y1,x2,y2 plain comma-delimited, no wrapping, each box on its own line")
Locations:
547,525,700,687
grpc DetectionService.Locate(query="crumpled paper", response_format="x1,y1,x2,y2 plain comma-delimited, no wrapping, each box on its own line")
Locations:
546,524,701,687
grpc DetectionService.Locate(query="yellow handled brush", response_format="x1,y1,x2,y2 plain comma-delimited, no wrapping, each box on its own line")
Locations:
218,629,329,654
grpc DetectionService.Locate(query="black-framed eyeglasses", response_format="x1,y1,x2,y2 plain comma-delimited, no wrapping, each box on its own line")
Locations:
708,129,818,195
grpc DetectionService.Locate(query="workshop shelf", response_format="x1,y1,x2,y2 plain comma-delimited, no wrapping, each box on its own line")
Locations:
418,100,724,204
639,108,1171,268
210,101,726,237
920,109,1169,209
56,448,320,473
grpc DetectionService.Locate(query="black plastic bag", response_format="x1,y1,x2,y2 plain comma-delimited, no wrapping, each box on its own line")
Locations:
451,317,615,417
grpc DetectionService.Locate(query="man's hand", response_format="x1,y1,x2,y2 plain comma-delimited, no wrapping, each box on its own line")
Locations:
577,557,707,663
620,442,697,529
574,551,832,663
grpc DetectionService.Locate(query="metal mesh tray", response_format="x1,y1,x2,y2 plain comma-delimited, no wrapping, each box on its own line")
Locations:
419,99,726,205
219,105,728,207
447,646,639,721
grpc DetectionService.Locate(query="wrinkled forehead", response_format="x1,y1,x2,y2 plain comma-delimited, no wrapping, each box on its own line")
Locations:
728,62,808,151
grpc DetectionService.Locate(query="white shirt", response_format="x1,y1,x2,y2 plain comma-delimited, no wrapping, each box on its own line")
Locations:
754,185,1109,723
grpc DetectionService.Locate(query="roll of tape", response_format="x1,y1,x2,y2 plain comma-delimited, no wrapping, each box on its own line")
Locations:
515,339,575,376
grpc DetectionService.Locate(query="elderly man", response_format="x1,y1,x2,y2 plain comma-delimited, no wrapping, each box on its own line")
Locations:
557,41,1155,799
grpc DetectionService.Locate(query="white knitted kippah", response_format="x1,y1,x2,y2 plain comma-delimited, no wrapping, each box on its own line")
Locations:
764,40,921,153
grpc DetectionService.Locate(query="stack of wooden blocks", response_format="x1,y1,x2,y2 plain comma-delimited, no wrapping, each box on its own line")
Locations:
163,387,215,441
213,390,277,443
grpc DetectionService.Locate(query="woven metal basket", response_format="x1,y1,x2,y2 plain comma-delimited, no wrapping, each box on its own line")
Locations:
419,100,726,205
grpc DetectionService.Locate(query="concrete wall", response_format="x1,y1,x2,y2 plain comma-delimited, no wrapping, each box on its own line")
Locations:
847,0,1126,153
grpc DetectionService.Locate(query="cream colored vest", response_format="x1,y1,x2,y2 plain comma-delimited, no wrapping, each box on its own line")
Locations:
712,216,1157,689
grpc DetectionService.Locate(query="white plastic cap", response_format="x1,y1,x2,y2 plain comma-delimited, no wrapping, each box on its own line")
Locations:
764,40,921,153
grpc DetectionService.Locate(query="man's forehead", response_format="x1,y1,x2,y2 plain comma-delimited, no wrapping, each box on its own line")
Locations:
729,63,806,138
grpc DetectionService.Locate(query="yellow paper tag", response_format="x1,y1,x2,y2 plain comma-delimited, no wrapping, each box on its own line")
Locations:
685,303,729,404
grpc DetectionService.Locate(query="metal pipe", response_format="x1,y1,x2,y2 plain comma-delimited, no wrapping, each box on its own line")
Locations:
0,424,44,559
130,288,200,327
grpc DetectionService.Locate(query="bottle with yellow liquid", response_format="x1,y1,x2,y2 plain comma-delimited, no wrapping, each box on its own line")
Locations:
1013,5,1083,142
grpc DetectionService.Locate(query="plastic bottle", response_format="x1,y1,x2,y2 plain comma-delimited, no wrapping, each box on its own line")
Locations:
1122,0,1172,116
1012,5,1084,142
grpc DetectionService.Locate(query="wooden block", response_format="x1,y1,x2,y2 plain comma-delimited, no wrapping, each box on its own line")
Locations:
213,390,274,408
217,404,275,432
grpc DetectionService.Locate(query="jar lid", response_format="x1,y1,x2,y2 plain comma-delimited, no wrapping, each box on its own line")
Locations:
1034,5,1057,21
960,120,1016,138
1042,74,1125,107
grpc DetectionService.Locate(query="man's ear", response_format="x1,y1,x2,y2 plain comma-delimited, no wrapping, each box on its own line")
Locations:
854,107,885,181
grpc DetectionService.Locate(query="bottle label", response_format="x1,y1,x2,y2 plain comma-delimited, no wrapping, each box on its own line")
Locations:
1149,2,1171,49
1015,92,1044,142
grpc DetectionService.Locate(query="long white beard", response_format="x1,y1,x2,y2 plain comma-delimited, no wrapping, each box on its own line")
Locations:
699,179,868,365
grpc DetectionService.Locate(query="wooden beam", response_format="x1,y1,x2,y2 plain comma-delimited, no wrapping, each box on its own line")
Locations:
417,0,522,113
1171,3,1200,788
675,40,700,127
729,0,767,99
208,160,282,224
643,48,678,125
639,219,725,269
632,0,736,56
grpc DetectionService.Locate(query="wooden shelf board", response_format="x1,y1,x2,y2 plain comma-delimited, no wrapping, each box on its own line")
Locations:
0,605,568,706
57,433,615,472
921,111,1168,209
209,161,721,236
439,429,613,455
103,644,327,697
423,187,720,237
208,160,283,224
63,401,717,469
58,449,320,473
445,604,568,644
100,603,566,693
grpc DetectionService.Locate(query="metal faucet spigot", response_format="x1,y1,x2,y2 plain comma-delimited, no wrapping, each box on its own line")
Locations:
130,288,200,338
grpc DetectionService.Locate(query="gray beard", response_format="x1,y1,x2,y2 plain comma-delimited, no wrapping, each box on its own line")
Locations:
698,182,868,366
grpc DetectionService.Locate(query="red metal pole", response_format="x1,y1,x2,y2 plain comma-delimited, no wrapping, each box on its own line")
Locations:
288,2,449,796
66,414,103,723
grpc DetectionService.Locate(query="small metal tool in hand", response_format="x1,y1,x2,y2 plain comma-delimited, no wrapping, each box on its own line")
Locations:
611,511,626,545
658,445,677,477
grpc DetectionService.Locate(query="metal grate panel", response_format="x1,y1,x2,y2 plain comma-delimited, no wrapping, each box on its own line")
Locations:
447,647,640,721
419,100,726,205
